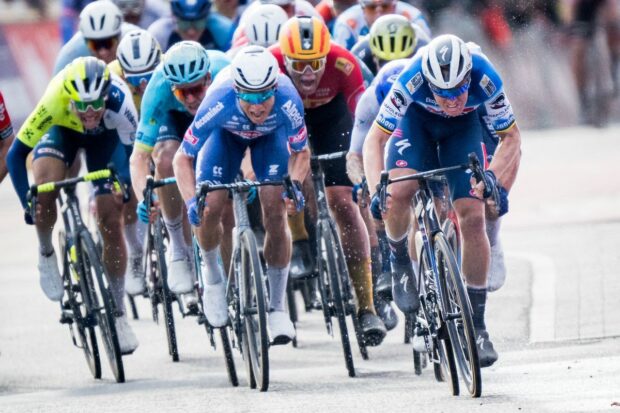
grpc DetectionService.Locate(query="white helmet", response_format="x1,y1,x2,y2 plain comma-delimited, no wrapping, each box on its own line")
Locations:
421,34,472,89
243,4,288,48
116,29,161,74
79,0,123,40
231,45,279,91
259,0,294,6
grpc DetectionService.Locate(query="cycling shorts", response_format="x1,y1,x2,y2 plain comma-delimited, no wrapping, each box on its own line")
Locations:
385,105,485,201
156,110,194,145
304,93,353,187
196,128,291,185
32,126,130,196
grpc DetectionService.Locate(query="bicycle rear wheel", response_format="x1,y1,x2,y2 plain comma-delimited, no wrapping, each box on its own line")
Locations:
153,218,179,362
78,230,125,383
435,234,481,397
219,326,239,386
239,230,269,391
60,231,101,379
318,220,355,377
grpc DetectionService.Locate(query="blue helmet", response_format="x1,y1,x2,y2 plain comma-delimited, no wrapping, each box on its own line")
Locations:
170,0,211,20
162,41,211,85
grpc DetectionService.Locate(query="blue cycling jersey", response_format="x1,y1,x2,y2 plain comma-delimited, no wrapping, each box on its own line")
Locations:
148,15,233,52
135,50,230,151
375,43,516,134
180,71,308,159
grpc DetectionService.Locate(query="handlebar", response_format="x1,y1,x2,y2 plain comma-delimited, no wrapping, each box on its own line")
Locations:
144,175,177,210
310,150,348,162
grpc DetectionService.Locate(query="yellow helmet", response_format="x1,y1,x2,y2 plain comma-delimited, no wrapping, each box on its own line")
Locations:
63,56,111,102
369,15,417,61
279,16,331,60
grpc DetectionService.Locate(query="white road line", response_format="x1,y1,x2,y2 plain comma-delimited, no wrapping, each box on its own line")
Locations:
507,251,557,343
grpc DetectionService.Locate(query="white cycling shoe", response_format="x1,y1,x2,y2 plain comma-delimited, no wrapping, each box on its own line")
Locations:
38,251,64,302
487,240,507,292
268,311,295,345
124,254,145,296
168,257,195,294
203,282,228,327
115,314,139,355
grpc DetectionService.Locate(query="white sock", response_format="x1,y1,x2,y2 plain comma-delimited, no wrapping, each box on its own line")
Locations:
163,214,187,261
201,246,225,285
124,221,146,257
486,217,502,247
410,259,419,279
267,265,290,312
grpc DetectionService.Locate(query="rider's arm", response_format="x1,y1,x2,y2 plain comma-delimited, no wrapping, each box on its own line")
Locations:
6,139,32,209
363,123,391,196
172,149,196,204
347,87,378,184
288,146,310,184
129,146,152,203
0,92,15,182
489,123,521,191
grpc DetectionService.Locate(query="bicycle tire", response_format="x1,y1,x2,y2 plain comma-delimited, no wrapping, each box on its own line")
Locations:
60,231,101,379
219,326,239,386
441,217,461,265
285,280,298,348
435,234,481,397
239,229,270,391
78,230,125,383
318,220,355,377
154,218,179,362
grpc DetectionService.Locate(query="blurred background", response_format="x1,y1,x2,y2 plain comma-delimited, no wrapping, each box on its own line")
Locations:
0,0,618,130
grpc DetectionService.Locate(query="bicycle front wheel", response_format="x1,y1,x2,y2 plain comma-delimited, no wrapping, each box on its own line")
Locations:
435,234,481,397
78,230,125,383
239,229,269,391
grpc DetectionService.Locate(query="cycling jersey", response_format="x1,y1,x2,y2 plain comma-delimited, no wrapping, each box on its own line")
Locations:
350,22,429,76
180,71,308,184
375,43,516,134
53,22,141,74
315,0,337,32
135,50,229,152
332,2,430,50
270,43,365,113
108,60,143,115
0,92,14,140
148,14,233,52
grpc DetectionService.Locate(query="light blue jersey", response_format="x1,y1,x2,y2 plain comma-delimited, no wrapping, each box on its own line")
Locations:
147,15,233,52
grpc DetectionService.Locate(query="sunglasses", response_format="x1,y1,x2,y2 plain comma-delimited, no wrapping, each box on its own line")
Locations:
428,76,471,99
236,87,276,104
361,1,394,11
125,71,154,88
285,57,326,74
176,18,208,32
172,82,208,101
73,97,106,112
86,36,119,51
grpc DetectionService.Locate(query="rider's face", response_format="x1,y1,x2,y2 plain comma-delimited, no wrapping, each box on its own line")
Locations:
433,91,469,117
172,75,211,115
361,0,396,27
75,106,105,130
239,96,275,125
289,64,326,96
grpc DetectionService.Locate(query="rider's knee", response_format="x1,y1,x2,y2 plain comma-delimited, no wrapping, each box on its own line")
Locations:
153,146,175,176
458,209,485,237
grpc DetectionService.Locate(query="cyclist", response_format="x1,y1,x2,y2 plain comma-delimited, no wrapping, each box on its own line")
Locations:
351,14,429,77
129,41,229,295
109,28,162,295
0,91,15,183
173,45,310,343
315,0,358,33
271,16,387,345
332,0,430,50
6,57,139,354
148,0,233,52
228,3,288,53
113,0,170,29
54,1,140,74
363,34,521,367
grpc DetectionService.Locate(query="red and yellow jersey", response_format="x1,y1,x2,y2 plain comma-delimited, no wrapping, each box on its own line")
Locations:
0,92,13,140
270,43,365,113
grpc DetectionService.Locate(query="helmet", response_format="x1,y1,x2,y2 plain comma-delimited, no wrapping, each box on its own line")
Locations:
112,0,145,16
421,34,472,89
162,41,210,85
79,0,123,40
243,4,288,48
259,0,293,6
63,56,111,102
279,16,330,60
231,45,279,91
116,29,161,74
369,15,416,61
170,0,211,20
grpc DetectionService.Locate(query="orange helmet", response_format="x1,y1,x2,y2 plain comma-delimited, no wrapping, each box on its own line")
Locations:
279,16,331,60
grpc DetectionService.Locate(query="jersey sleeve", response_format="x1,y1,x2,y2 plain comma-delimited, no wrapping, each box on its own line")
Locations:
103,76,138,146
472,52,516,132
335,49,365,113
374,75,415,133
53,33,90,74
135,70,172,151
0,92,14,140
350,86,379,154
276,76,308,153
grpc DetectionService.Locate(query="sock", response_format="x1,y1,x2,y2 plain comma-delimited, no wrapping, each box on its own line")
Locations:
410,259,419,279
163,214,187,261
267,265,289,312
108,275,126,315
37,229,54,256
201,247,225,285
124,221,145,257
376,229,391,273
347,257,375,314
288,210,308,242
370,245,382,279
486,217,502,248
467,286,487,330
386,231,410,265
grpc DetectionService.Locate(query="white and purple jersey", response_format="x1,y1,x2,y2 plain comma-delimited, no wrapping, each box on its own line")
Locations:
375,43,516,134
180,70,308,159
333,2,430,50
